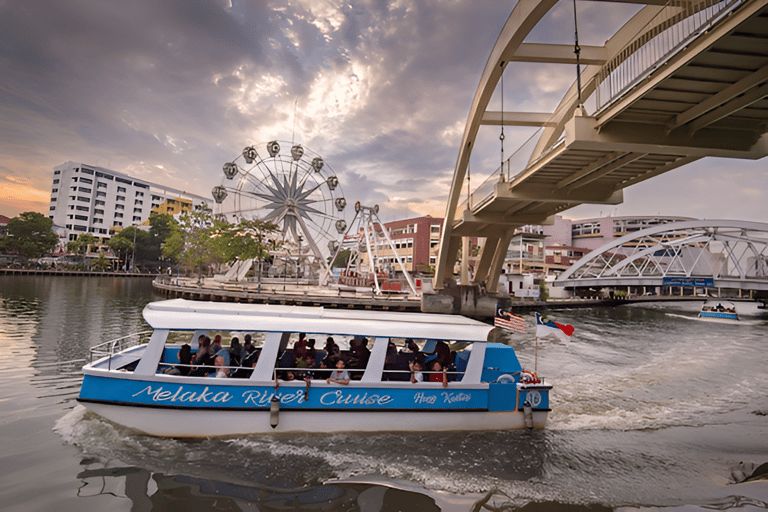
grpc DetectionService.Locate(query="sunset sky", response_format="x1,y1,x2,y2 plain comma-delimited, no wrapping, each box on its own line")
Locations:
1,0,766,225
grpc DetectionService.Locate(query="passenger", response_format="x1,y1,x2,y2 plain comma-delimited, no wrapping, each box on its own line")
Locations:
214,347,231,378
229,337,242,367
327,359,350,385
425,341,451,368
243,333,253,349
324,336,339,357
241,342,259,368
163,343,192,376
428,361,448,388
177,344,192,376
409,360,424,383
348,337,371,372
383,342,398,381
190,336,215,376
306,338,319,364
313,357,333,380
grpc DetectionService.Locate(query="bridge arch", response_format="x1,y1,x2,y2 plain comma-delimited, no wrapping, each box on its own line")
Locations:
434,0,768,294
555,220,768,291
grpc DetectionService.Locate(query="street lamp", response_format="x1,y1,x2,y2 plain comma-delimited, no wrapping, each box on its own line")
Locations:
131,224,137,272
296,235,303,286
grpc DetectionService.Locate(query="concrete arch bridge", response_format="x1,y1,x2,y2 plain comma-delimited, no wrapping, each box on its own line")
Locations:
555,220,768,294
430,0,768,314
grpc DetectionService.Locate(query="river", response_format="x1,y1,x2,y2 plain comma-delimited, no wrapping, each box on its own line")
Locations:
1,275,767,511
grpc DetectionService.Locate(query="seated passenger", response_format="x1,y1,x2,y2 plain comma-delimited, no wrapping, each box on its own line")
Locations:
428,361,448,388
409,361,424,383
163,343,192,376
190,336,215,376
229,337,242,367
327,359,350,385
425,341,451,368
214,347,231,378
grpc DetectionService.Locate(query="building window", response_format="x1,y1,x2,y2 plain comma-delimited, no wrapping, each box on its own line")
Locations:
52,188,58,193
95,200,105,206
152,195,162,201
50,206,55,211
135,200,143,205
136,191,144,197
80,177,93,184
78,187,91,193
133,216,142,222
75,215,88,221
114,221,123,227
133,207,142,213
76,205,89,211
97,182,108,188
116,177,131,185
96,192,106,198
74,225,87,231
117,186,126,193
115,204,124,210
53,179,60,184
115,213,123,218
77,196,89,202
51,197,57,202
116,196,125,201
93,218,103,224
54,170,61,175
94,209,104,215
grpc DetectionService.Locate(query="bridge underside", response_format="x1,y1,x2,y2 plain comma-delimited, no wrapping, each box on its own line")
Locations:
433,0,768,301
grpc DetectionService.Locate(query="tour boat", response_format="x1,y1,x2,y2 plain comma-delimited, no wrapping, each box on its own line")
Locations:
698,300,739,321
77,299,551,437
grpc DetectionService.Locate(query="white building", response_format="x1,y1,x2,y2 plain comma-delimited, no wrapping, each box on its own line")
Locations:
48,162,211,242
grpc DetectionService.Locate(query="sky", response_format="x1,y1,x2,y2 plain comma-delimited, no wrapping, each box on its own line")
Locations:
1,0,766,228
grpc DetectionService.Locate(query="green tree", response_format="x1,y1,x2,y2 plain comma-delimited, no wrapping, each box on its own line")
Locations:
67,233,98,255
147,213,177,262
1,212,59,258
330,249,352,269
91,253,112,272
212,218,282,264
162,204,227,277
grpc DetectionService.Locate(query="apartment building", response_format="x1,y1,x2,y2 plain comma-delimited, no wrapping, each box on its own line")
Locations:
48,162,211,242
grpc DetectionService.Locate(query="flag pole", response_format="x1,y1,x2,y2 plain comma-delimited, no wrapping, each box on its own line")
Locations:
534,336,539,374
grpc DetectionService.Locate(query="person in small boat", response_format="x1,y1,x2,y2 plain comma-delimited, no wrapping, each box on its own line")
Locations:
229,337,242,367
190,336,215,376
163,343,192,376
428,360,448,388
327,359,350,385
409,360,424,383
214,346,231,378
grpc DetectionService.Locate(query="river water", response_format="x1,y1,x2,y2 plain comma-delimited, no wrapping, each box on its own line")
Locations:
1,275,767,511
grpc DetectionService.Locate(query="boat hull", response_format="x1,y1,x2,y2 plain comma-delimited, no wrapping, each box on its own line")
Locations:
77,373,551,436
77,399,549,437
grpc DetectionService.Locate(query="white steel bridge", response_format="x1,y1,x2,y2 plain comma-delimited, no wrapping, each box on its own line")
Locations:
555,219,768,291
434,0,768,297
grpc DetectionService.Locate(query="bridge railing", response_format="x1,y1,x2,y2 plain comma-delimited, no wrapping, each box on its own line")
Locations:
596,0,743,112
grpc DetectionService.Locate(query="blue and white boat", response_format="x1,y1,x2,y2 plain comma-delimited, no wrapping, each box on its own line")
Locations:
698,300,739,321
77,299,551,437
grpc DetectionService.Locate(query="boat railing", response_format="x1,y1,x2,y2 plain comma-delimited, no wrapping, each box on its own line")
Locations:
89,331,153,368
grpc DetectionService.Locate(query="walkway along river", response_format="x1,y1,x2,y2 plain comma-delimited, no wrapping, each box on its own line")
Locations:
1,274,767,511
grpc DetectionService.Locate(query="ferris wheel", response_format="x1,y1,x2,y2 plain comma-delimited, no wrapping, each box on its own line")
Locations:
212,141,348,275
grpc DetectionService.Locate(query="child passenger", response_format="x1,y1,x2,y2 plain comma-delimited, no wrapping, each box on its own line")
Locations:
327,359,350,385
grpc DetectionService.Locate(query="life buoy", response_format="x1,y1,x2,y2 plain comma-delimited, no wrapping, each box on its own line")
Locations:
519,370,540,384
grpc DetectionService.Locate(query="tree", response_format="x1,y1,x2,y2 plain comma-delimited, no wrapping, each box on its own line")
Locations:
91,253,112,272
330,249,352,269
147,213,177,262
1,212,59,258
212,219,282,264
162,204,227,277
67,233,98,255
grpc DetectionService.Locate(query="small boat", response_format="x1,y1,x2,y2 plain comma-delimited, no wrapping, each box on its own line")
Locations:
77,299,551,437
698,300,739,321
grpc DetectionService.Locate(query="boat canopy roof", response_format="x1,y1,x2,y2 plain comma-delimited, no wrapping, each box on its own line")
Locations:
142,299,495,342
702,300,736,307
